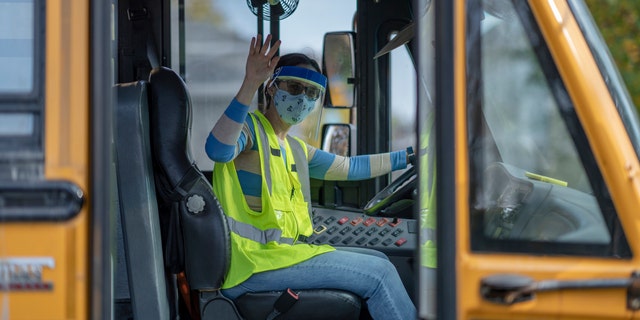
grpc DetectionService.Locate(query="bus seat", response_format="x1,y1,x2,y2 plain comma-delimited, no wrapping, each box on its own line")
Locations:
114,81,171,320
146,66,362,320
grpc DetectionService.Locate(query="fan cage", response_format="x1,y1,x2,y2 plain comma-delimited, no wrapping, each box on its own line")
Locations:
246,0,299,21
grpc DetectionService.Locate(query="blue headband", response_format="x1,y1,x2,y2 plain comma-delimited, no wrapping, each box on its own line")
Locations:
272,66,327,90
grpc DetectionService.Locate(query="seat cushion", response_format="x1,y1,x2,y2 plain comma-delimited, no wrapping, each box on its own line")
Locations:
235,289,361,320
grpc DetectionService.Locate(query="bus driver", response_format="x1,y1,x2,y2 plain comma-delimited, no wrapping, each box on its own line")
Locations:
205,34,416,320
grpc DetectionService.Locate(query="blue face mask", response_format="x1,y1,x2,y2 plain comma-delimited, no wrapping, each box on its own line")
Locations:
273,89,316,125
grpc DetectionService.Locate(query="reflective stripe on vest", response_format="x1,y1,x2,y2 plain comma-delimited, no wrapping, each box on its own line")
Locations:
253,115,272,195
225,215,295,245
250,113,311,207
286,136,311,211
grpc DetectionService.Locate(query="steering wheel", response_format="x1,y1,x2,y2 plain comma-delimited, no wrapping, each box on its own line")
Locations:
363,166,417,216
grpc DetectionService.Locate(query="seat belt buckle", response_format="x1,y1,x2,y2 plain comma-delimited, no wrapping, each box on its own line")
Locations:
266,288,299,320
275,288,299,312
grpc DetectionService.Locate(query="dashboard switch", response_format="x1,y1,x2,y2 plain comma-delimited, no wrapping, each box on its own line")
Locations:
364,217,377,226
376,218,389,227
394,238,407,247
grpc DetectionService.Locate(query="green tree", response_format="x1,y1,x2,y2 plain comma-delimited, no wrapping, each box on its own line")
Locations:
187,0,224,23
585,0,640,109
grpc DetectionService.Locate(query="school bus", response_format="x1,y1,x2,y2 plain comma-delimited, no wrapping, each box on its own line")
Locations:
1,0,640,319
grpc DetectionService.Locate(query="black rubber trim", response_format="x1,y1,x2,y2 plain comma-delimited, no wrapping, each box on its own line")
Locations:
0,180,84,221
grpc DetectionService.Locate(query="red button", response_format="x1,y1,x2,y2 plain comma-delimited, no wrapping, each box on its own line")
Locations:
363,217,376,227
350,217,363,226
376,218,388,227
338,217,350,225
394,238,407,247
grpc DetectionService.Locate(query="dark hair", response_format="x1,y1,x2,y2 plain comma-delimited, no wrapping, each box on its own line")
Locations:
262,53,321,111
275,53,321,73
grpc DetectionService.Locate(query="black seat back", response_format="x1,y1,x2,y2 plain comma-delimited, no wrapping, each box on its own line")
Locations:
146,67,244,319
114,81,170,320
147,67,230,287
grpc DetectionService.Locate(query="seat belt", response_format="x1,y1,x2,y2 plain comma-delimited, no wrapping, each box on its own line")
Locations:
125,3,153,81
265,288,299,320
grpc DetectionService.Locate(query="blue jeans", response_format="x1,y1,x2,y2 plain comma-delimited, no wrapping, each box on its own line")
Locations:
222,247,416,320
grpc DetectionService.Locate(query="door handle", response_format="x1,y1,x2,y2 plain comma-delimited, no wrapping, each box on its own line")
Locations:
480,272,640,310
0,180,84,221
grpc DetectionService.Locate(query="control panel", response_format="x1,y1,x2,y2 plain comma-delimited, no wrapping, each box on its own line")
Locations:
305,207,418,254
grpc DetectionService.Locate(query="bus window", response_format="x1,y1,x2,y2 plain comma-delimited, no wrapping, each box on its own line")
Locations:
467,1,629,257
281,0,356,147
0,0,34,94
390,45,417,178
183,1,256,170
0,0,43,180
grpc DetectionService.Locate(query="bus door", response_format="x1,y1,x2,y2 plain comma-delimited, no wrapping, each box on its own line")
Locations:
426,0,640,319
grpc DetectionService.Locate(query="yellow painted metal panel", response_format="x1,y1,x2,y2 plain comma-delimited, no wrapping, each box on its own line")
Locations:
454,0,472,318
460,255,635,319
45,0,90,318
1,223,87,319
1,0,91,319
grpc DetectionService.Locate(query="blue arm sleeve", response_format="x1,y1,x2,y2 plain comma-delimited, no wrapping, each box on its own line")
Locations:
308,149,336,179
308,148,407,180
205,131,248,162
204,98,250,162
390,150,407,171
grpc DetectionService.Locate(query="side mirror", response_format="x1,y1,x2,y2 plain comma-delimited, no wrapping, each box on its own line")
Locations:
322,32,355,108
321,124,355,157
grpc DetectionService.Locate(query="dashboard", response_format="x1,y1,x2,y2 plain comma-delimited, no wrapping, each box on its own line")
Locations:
305,207,418,256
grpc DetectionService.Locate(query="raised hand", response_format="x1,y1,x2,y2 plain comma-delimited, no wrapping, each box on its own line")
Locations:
235,34,281,106
245,34,281,87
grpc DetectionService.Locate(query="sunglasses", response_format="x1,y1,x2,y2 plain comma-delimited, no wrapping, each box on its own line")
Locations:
277,80,323,101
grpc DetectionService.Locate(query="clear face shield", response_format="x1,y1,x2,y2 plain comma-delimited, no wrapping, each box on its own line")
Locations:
270,66,327,128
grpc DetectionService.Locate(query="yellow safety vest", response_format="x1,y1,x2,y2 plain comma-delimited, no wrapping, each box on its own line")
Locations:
420,112,437,269
213,111,334,289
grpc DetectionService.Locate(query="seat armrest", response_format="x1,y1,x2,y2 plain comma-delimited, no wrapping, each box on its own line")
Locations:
177,169,230,289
